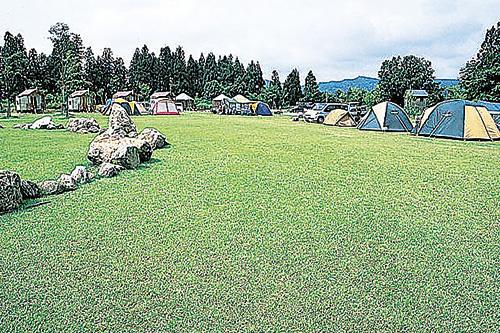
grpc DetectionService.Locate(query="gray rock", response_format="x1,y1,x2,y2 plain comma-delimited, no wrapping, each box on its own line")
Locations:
20,179,40,200
88,126,99,133
0,123,4,129
87,135,151,167
0,170,22,213
78,129,89,134
98,163,123,178
46,124,56,130
12,124,22,129
30,116,53,129
21,124,32,130
70,166,92,185
56,124,65,130
67,117,99,133
39,180,63,196
110,145,140,169
137,128,170,150
57,174,77,192
108,104,137,136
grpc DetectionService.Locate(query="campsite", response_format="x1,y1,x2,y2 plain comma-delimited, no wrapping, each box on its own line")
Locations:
2,2,500,330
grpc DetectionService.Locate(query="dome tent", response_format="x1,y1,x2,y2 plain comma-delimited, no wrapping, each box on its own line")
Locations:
358,102,412,132
323,109,357,127
250,102,272,116
414,100,500,140
100,98,144,116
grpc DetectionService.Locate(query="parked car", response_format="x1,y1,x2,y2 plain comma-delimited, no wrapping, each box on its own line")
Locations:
303,103,348,123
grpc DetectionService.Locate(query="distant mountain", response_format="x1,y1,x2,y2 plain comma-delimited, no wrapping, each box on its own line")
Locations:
318,76,459,93
318,76,379,93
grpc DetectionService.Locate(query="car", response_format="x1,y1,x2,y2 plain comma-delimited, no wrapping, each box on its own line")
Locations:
303,103,348,123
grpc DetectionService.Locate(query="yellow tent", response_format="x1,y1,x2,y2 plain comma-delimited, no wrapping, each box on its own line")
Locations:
324,109,357,127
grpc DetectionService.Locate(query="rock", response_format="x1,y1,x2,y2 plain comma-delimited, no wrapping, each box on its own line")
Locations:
110,145,140,169
56,124,65,130
46,124,56,130
88,126,99,133
87,135,151,166
98,163,123,178
39,180,63,196
98,127,108,135
0,124,4,129
108,104,137,136
12,124,22,129
21,124,32,130
30,116,53,130
20,179,40,200
67,117,100,133
137,128,170,150
70,166,92,185
57,174,77,192
0,170,22,213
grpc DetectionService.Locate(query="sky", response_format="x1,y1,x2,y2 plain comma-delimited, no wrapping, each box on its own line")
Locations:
1,0,499,83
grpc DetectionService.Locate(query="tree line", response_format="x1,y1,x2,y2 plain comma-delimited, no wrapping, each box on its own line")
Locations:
1,21,500,115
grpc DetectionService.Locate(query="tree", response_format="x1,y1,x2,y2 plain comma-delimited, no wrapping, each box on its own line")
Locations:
158,46,173,92
302,70,322,102
245,61,265,97
283,68,302,107
186,55,201,97
460,21,500,100
171,46,188,94
378,55,442,106
0,32,28,117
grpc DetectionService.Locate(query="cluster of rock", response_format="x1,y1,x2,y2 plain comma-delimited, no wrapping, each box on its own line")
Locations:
0,166,94,214
13,116,65,130
87,104,169,178
1,105,170,214
66,117,101,134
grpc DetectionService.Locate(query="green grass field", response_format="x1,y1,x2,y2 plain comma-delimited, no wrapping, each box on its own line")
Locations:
1,113,500,331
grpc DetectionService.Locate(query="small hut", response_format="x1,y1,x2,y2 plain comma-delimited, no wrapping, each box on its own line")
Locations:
68,90,94,112
175,93,195,111
113,91,138,102
404,90,428,115
150,91,174,101
15,88,44,113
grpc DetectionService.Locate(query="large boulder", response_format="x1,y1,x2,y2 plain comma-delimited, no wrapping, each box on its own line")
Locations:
30,116,54,130
0,170,22,213
137,128,170,150
98,163,124,178
57,174,78,192
20,179,40,200
0,123,4,129
87,134,152,167
108,104,137,137
70,166,94,185
39,180,63,196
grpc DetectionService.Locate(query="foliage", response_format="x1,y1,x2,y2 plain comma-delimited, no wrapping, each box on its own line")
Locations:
378,55,443,106
302,70,322,102
459,21,500,101
283,68,302,107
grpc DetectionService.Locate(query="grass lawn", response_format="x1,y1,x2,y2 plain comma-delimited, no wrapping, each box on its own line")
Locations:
1,112,500,331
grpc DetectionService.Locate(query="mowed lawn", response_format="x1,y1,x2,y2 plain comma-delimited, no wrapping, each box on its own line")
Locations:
1,113,500,331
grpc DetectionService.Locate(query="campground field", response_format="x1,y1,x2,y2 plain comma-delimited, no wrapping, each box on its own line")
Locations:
1,113,500,331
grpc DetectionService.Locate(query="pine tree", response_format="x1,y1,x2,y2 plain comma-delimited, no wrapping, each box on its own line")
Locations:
0,31,29,116
283,68,302,107
158,46,173,92
203,53,217,84
267,70,283,109
460,21,500,100
302,70,322,102
171,46,188,95
186,55,201,97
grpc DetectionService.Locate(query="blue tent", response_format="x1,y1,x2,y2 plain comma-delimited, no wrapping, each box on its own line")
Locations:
252,102,272,116
358,102,412,132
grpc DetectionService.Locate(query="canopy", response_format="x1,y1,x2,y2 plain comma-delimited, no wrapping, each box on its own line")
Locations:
176,93,194,101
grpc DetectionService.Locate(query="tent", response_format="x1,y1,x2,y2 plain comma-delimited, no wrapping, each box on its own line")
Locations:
251,102,272,116
323,109,357,127
100,98,144,116
477,100,500,130
176,93,195,111
358,102,412,132
414,100,500,140
150,98,179,115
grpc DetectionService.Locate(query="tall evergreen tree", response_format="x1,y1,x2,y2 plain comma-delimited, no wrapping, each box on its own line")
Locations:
245,61,265,96
302,70,322,102
171,46,188,95
0,32,29,116
460,21,500,100
203,52,217,84
158,46,173,92
283,68,302,107
186,55,201,97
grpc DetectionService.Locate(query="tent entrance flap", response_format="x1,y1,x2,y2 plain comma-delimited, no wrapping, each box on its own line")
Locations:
391,110,411,132
428,112,452,138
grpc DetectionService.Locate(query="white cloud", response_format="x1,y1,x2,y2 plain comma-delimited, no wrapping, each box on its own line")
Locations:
0,0,499,82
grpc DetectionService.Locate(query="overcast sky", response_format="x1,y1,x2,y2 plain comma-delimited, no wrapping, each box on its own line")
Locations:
1,0,499,82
